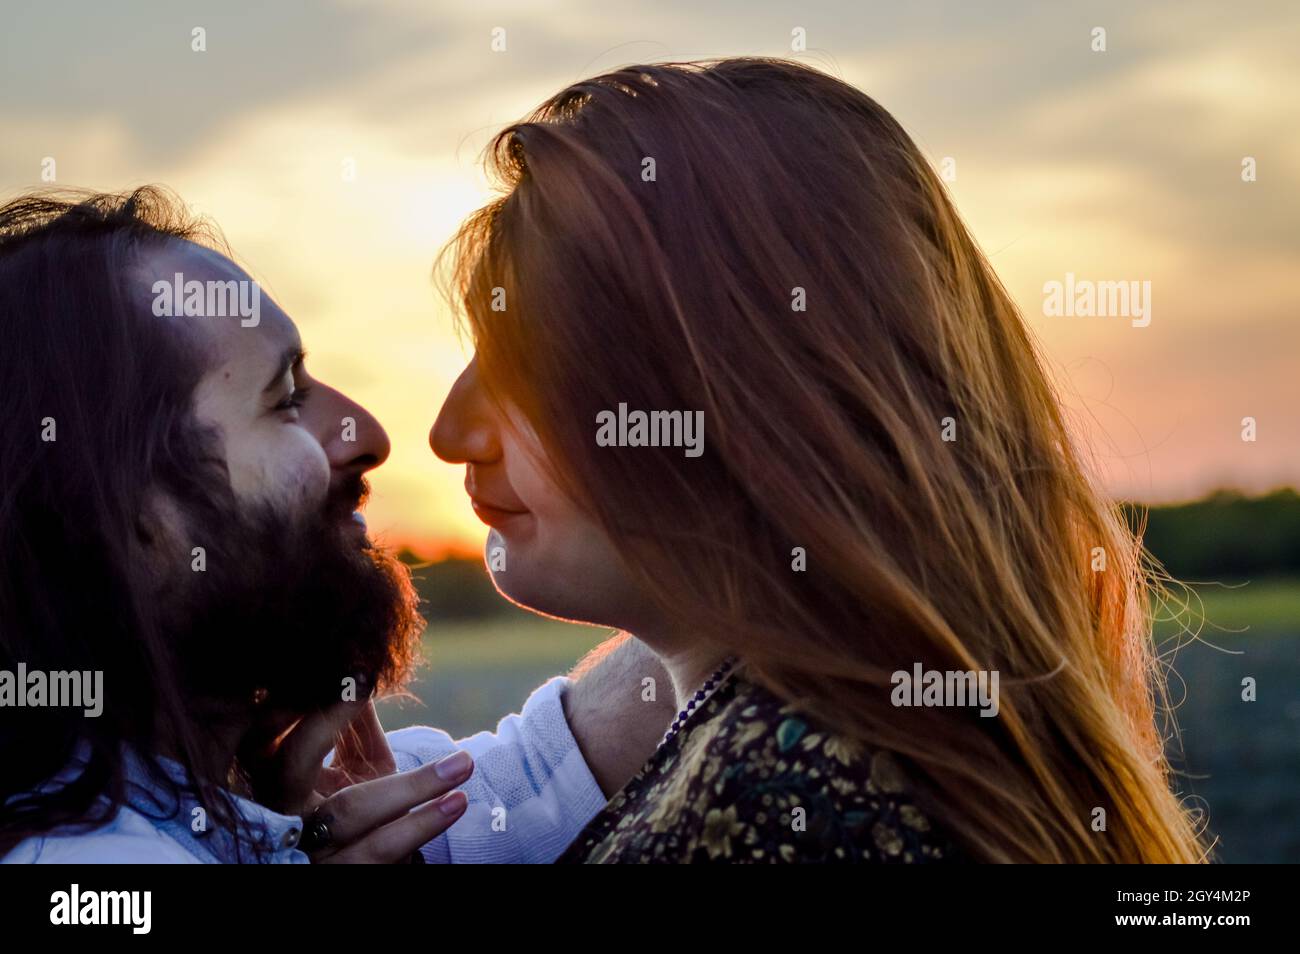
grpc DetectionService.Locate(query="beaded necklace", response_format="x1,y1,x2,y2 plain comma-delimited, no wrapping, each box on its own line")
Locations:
659,656,737,748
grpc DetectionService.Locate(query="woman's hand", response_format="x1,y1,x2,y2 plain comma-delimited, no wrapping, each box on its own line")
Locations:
319,697,399,792
303,752,472,863
243,698,473,863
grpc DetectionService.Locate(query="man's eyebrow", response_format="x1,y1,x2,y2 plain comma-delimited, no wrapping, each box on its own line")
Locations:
263,346,305,393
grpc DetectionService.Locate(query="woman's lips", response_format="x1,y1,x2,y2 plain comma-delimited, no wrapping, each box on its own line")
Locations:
464,472,528,528
469,496,529,528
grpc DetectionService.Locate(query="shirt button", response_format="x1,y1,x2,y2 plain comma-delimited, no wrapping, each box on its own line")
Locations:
283,827,301,848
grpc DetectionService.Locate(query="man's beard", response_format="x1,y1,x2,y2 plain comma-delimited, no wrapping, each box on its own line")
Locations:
162,476,423,715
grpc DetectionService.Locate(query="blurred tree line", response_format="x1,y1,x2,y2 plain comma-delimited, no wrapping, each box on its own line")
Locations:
1123,487,1300,582
396,549,513,620
397,488,1300,620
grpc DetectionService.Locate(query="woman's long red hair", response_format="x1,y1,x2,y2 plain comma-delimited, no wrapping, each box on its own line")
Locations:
442,58,1210,862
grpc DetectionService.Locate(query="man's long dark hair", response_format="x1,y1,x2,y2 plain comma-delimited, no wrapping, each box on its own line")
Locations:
0,187,425,859
0,187,253,855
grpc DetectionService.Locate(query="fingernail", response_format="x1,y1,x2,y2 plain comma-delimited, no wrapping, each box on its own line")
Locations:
434,750,472,782
438,790,468,817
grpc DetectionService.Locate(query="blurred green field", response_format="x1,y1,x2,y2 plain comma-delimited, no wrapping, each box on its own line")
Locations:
378,577,1299,863
1152,576,1300,637
1148,578,1300,863
376,610,610,738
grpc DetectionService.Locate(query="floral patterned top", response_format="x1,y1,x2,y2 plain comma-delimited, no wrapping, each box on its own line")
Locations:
556,671,965,863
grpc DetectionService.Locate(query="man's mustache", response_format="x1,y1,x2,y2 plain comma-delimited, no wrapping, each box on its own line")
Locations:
326,475,370,519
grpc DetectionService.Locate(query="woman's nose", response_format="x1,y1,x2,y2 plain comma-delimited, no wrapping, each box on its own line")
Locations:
431,359,499,464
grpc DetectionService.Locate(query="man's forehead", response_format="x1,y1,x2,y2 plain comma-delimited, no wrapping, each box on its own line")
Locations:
135,239,299,357
136,239,249,288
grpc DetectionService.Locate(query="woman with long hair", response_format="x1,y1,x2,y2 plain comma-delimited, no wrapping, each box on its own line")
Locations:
431,57,1210,863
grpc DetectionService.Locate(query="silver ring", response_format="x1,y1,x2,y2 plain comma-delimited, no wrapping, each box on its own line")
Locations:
302,808,335,852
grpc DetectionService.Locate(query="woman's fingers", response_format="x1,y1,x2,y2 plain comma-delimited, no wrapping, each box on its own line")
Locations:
322,791,470,864
317,791,469,864
308,751,473,856
280,699,370,787
331,701,396,782
243,700,368,814
353,700,398,775
315,765,352,798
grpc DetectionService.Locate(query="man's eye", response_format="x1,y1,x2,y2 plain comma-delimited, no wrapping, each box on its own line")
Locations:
275,387,312,412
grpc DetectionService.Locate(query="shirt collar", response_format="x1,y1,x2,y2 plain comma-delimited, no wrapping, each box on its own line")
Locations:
71,741,308,864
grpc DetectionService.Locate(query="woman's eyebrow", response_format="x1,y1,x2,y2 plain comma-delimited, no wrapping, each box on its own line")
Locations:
262,346,305,393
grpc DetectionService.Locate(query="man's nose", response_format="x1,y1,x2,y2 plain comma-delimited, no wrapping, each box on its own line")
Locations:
311,385,391,473
431,359,499,465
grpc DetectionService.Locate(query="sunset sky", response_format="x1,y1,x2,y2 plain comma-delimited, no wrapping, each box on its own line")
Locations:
3,0,1296,555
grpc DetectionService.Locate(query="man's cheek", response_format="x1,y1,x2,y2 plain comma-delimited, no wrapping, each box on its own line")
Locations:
279,438,331,512
230,432,329,514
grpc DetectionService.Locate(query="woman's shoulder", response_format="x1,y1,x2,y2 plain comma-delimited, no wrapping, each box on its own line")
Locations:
688,674,964,863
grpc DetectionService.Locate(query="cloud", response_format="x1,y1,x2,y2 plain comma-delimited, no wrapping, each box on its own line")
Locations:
3,0,1295,544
